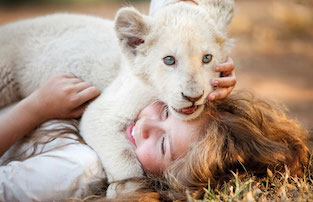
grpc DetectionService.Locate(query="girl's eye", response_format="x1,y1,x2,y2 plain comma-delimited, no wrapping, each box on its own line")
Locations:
161,137,165,155
203,54,213,64
160,105,169,120
163,56,176,66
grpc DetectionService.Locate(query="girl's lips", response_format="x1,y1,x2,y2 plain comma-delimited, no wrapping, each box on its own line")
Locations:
126,122,136,147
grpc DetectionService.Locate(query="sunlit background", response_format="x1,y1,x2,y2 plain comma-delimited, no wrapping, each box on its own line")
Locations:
0,0,312,130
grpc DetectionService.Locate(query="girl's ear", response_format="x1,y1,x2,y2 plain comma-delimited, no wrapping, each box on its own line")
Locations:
115,7,150,56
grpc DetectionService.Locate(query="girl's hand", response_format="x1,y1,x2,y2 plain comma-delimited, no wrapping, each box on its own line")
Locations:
0,73,100,157
208,57,236,101
30,73,100,120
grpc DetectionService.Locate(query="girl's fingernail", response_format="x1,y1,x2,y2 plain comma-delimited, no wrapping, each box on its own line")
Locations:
210,94,215,100
215,66,220,71
212,80,218,86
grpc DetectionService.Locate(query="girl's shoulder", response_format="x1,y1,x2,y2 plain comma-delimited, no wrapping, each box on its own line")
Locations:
0,119,105,201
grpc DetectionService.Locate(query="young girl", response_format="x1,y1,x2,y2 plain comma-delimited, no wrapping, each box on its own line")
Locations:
111,91,310,201
0,56,235,201
1,65,309,202
4,79,306,201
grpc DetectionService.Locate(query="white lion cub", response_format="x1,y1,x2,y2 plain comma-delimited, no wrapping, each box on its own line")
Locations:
0,0,234,196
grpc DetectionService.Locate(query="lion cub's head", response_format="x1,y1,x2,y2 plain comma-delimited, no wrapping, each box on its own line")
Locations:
115,1,234,120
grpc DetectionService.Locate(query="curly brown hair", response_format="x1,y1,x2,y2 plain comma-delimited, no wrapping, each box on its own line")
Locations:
102,91,310,201
163,91,310,199
85,91,310,201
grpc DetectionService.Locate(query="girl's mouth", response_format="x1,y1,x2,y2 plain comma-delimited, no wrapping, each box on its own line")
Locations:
126,122,136,147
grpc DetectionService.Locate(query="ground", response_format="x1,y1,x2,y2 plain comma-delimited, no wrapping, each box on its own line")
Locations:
0,0,312,130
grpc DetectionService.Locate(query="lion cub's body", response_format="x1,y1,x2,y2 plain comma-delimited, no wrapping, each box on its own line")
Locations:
0,0,234,196
0,14,119,101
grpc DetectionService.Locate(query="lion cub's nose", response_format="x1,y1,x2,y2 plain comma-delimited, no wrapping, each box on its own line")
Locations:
181,92,204,103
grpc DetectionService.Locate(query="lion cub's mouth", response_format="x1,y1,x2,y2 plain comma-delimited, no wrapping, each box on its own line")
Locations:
172,105,200,115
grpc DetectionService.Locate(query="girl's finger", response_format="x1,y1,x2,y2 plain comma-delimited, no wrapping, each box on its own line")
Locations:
70,102,89,118
74,81,93,92
208,87,233,101
211,76,236,87
77,86,100,105
65,77,84,85
215,57,234,72
220,69,235,77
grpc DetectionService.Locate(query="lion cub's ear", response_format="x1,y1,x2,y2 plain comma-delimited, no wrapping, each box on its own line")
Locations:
115,7,150,56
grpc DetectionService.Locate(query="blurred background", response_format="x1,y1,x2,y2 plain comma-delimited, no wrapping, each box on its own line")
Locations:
0,0,312,130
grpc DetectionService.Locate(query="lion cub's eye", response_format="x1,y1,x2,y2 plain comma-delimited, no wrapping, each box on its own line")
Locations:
203,54,213,64
163,56,176,66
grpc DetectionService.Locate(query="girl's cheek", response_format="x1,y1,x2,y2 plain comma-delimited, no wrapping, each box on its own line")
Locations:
136,147,160,173
136,148,149,167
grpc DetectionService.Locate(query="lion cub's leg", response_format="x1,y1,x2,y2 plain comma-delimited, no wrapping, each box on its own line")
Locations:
80,74,155,197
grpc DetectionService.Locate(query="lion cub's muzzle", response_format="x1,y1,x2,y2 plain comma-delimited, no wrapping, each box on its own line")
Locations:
172,91,205,116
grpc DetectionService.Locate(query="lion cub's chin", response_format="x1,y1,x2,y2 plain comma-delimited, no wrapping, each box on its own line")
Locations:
170,104,205,121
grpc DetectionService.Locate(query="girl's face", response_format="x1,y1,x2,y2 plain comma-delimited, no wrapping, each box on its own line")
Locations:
125,102,201,175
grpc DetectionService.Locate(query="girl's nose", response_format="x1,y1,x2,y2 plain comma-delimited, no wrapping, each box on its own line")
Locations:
140,118,162,139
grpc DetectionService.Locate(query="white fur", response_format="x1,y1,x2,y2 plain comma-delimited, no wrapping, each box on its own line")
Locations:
0,0,234,196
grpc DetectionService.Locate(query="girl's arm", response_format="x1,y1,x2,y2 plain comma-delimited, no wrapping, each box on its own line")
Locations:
0,121,104,201
0,73,100,157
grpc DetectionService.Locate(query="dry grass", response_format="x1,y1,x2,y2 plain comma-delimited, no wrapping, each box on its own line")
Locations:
193,157,313,202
